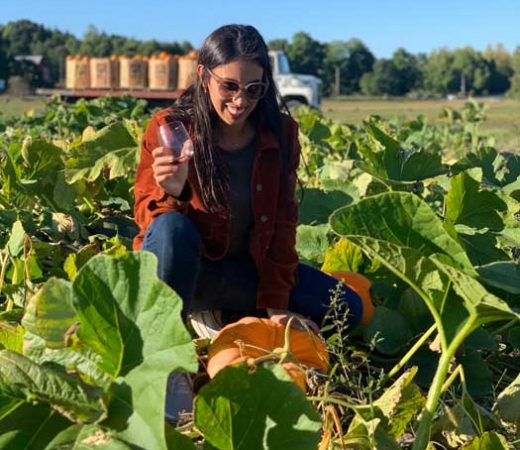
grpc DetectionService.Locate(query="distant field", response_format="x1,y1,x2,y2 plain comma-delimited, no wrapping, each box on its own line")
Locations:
0,95,47,117
322,97,520,152
1,94,519,151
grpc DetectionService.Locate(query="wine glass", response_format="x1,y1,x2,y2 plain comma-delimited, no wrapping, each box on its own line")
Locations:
158,121,194,161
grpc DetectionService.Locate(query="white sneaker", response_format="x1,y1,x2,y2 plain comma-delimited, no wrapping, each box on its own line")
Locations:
165,372,194,424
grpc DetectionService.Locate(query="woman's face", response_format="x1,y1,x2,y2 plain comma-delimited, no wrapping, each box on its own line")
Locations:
200,59,265,128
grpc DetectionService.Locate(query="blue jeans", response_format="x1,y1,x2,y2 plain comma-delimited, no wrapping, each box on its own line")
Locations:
142,212,363,329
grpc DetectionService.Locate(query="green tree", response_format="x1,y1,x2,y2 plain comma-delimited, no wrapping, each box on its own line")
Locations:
360,59,401,95
452,47,492,95
1,20,50,57
484,44,512,94
78,25,113,57
508,46,520,97
324,38,375,95
391,48,424,94
424,48,458,95
286,32,326,77
268,39,289,52
0,34,7,87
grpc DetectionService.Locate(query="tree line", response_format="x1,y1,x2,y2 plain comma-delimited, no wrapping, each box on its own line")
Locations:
1,19,520,98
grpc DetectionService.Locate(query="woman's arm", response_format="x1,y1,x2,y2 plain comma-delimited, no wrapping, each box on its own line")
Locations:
134,111,192,243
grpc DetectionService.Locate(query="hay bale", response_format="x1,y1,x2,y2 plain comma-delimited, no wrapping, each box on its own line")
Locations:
177,51,198,89
90,57,120,89
149,53,178,90
120,56,148,89
66,55,90,89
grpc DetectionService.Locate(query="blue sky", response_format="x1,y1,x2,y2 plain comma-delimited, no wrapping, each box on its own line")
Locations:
2,0,519,58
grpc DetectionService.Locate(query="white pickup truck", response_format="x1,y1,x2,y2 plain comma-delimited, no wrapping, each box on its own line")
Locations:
269,50,322,110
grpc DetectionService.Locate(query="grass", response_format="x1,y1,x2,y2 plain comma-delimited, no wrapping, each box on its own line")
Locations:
2,93,520,151
0,95,47,118
321,96,520,152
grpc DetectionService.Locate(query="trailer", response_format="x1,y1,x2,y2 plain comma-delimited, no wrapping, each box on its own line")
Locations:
35,87,184,108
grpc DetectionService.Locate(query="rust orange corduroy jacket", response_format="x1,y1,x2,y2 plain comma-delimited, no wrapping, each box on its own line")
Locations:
133,107,301,310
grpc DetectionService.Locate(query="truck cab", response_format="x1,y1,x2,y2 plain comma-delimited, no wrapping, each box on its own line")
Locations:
269,50,322,110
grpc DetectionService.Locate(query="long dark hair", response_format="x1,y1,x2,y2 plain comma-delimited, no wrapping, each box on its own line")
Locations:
173,24,287,213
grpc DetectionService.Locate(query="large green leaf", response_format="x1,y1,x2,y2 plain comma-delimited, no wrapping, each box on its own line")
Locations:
20,277,111,388
0,321,23,353
445,169,509,265
459,349,493,397
459,432,509,450
65,121,138,183
7,219,26,257
0,402,72,450
17,139,77,211
493,372,520,424
363,306,413,355
330,191,473,271
358,122,448,182
195,364,322,450
445,169,507,232
343,238,451,315
298,187,352,225
22,278,77,349
452,146,520,188
340,236,518,349
432,260,519,326
373,368,425,439
348,368,424,442
321,238,364,273
0,350,107,423
72,252,197,450
20,138,64,179
296,224,330,265
477,262,520,295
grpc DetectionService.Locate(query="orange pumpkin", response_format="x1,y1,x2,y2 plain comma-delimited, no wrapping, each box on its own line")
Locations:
207,317,329,391
327,271,375,326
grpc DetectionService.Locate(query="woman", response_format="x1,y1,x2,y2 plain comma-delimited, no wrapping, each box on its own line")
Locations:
134,24,366,336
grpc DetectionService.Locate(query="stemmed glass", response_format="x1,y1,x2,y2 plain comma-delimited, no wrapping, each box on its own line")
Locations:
158,121,194,162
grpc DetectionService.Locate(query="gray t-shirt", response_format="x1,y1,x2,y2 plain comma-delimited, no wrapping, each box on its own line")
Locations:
221,139,256,255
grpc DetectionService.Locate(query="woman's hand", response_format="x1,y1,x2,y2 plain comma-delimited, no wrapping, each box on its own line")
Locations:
151,146,190,197
266,308,321,334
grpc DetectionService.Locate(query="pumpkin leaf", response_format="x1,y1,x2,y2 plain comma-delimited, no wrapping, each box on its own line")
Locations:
493,372,520,424
72,252,198,450
363,306,413,355
296,224,330,265
65,121,138,183
0,350,107,424
0,401,72,450
195,364,322,450
372,367,425,439
321,238,364,274
330,191,474,272
459,432,510,450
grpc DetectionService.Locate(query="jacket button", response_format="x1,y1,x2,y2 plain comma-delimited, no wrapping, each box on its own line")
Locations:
256,183,263,192
260,215,268,223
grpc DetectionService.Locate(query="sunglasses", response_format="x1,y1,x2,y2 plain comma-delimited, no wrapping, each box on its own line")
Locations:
205,68,269,100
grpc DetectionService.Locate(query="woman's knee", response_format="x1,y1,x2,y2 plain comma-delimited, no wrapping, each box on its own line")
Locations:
143,212,201,249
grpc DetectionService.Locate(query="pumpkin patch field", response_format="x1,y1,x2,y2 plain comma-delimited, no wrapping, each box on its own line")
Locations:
0,97,518,449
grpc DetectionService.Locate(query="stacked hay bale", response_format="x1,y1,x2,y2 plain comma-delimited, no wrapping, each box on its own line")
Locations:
120,55,148,89
177,50,198,89
149,52,178,90
65,55,90,89
90,56,120,89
